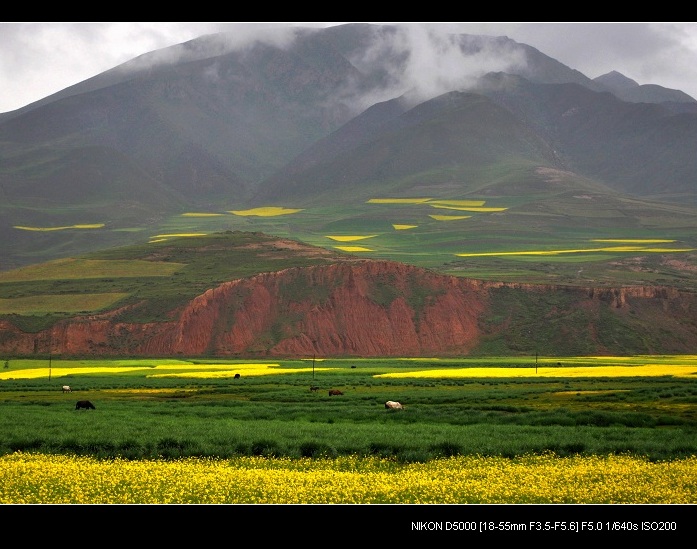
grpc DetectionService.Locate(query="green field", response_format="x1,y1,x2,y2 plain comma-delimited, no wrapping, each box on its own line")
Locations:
163,199,697,286
5,189,697,290
1,355,695,462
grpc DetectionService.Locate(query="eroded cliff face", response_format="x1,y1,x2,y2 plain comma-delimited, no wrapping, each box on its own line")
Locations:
139,261,488,357
1,260,695,357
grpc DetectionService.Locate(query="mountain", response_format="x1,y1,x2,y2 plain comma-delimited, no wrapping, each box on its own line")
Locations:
254,73,697,205
594,70,697,105
253,90,564,205
0,22,696,287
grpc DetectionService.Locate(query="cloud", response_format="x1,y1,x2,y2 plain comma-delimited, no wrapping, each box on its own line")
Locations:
1,23,697,114
463,22,697,94
395,25,527,102
339,24,529,111
112,23,301,75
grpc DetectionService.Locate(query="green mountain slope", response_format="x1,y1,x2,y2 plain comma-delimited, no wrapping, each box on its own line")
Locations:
0,23,696,274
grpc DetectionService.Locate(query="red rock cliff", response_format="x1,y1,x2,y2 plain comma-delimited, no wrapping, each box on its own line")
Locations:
1,260,695,357
140,261,487,357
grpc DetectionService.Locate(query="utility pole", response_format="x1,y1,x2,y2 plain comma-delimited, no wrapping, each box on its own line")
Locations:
528,329,538,374
48,336,53,381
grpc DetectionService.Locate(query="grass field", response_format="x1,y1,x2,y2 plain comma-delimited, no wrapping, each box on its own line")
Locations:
1,354,695,504
1,355,695,461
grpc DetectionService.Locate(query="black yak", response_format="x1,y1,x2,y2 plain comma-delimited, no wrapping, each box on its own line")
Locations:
75,400,95,410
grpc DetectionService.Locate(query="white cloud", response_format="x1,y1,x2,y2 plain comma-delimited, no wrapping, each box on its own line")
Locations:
1,22,696,113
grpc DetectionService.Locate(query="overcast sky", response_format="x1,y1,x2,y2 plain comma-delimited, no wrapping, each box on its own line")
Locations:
1,22,696,114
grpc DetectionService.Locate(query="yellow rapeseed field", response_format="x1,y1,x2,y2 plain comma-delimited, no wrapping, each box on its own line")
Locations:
325,235,378,242
427,200,487,207
3,360,695,381
13,224,105,231
455,246,696,257
148,363,334,378
377,365,697,379
1,452,694,504
430,215,471,220
334,246,374,252
429,204,508,212
0,366,146,380
228,207,303,216
367,198,432,203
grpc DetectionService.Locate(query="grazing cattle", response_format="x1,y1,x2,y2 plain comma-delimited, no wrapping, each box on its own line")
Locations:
62,385,72,393
234,373,241,379
75,400,95,410
328,389,343,396
310,386,320,392
385,401,404,410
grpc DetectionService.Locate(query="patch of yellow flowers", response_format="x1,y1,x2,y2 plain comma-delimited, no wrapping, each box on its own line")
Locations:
1,452,695,504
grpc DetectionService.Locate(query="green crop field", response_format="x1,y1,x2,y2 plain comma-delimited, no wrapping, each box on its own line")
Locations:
2,355,695,462
133,196,697,292
1,355,696,505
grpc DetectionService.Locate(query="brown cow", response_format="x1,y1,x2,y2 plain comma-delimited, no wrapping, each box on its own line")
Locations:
385,400,404,410
328,389,343,396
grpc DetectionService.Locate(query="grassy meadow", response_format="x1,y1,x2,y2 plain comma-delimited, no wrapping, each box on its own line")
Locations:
162,196,697,288
8,190,695,289
1,355,696,504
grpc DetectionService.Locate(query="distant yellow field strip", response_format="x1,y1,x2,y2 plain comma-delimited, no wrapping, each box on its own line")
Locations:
455,246,696,257
150,233,208,239
150,363,284,370
393,224,418,230
430,215,471,221
429,204,508,212
149,363,335,378
427,200,486,207
0,367,146,380
325,235,378,242
0,362,337,380
14,224,105,231
367,197,510,222
592,239,676,243
367,198,489,207
376,365,697,379
228,207,304,216
334,246,375,252
367,198,432,204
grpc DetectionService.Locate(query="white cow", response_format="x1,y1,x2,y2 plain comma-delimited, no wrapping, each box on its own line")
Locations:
385,400,403,410
62,385,72,393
